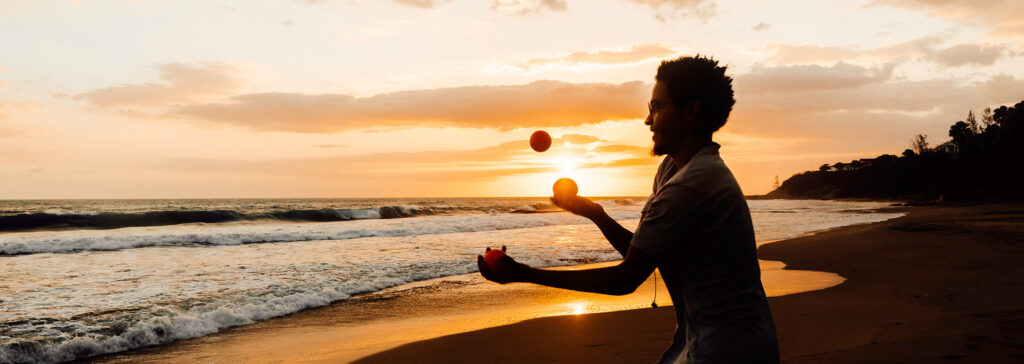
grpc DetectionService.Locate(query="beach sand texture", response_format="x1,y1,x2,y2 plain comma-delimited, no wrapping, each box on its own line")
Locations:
355,203,1024,363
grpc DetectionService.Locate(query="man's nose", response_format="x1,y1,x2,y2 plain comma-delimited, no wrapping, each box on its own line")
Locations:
644,113,653,126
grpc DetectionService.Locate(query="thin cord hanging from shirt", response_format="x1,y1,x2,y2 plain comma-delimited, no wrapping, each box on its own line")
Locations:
651,269,658,308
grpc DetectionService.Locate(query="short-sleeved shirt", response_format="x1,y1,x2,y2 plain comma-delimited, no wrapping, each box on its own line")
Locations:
631,143,779,364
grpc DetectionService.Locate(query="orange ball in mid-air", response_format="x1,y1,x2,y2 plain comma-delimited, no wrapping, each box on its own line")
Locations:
530,130,552,152
484,249,506,271
553,178,578,198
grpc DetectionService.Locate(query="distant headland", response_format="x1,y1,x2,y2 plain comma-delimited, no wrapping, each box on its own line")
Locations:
762,100,1024,203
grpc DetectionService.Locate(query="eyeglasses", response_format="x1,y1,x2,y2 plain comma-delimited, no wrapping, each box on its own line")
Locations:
647,100,674,114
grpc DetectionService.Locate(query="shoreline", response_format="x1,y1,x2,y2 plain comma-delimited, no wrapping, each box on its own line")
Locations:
354,203,1024,363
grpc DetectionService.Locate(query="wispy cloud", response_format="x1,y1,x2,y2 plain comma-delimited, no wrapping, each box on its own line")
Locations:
497,44,684,73
765,37,1015,68
623,0,715,21
491,0,566,15
929,43,1009,67
393,0,452,9
76,63,245,108
738,62,895,93
171,80,649,133
729,64,1024,148
870,0,1024,43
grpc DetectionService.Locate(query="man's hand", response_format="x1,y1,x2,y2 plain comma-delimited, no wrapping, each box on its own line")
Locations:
550,195,605,220
477,245,530,284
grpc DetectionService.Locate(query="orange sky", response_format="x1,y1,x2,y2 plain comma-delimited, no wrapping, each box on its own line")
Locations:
1,0,1022,198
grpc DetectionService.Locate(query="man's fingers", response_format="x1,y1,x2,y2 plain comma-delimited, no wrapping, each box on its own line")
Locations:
485,247,491,252
501,245,507,252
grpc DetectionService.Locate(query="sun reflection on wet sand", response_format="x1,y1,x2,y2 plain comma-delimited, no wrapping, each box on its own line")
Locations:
566,301,590,315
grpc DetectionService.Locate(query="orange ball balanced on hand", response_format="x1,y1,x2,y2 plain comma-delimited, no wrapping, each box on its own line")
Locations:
530,130,552,152
552,178,578,198
483,248,507,271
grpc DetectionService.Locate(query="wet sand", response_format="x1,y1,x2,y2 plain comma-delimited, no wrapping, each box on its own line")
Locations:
355,203,1024,363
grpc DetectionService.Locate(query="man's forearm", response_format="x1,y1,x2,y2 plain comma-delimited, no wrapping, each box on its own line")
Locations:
590,213,633,256
522,265,637,296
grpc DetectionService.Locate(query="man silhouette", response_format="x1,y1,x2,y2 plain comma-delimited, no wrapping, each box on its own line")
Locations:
478,55,780,363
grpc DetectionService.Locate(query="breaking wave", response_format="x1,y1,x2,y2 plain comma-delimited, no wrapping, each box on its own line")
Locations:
0,205,460,232
0,209,645,256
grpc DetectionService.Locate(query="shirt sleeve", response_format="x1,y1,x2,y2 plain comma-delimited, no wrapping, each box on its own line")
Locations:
630,183,703,258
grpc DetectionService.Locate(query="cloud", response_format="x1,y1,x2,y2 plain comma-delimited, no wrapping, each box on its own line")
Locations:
172,80,649,133
557,133,603,145
393,0,451,9
490,0,566,15
765,37,1013,68
738,63,895,93
739,72,1024,115
928,43,1007,67
728,62,1024,147
871,0,1024,42
593,144,649,154
76,63,244,108
752,22,771,31
623,0,715,20
765,37,940,65
503,44,682,72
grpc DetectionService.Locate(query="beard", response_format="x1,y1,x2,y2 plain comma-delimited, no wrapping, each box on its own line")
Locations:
650,135,672,156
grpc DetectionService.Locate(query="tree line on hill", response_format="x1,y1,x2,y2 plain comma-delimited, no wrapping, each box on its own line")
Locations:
765,100,1024,202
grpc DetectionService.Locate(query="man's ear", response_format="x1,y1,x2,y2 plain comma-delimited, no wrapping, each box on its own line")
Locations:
682,101,700,123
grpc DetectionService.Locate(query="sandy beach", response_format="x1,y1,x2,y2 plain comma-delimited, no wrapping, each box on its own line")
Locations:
355,203,1024,363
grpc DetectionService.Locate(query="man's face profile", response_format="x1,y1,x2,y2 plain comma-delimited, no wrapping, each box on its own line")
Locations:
646,81,694,156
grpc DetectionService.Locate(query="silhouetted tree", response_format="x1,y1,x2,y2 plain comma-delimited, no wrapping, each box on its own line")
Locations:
902,149,916,158
982,107,995,128
966,110,980,134
910,134,929,154
949,121,973,146
819,164,831,171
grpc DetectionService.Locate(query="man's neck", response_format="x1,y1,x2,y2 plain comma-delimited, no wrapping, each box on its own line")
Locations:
669,136,713,169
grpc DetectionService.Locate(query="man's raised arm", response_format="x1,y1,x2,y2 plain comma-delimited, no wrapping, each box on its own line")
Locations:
551,196,634,256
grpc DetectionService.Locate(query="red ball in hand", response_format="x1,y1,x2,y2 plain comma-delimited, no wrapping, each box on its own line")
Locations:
484,249,506,271
530,130,552,152
553,178,578,198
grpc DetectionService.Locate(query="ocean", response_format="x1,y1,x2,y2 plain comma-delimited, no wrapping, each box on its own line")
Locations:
0,198,903,363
